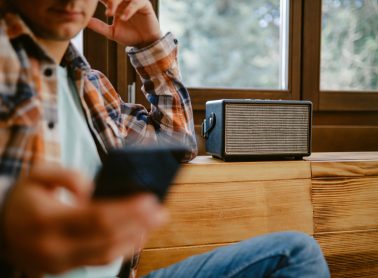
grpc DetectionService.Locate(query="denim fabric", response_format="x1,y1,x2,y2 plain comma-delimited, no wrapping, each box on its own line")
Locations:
143,231,330,278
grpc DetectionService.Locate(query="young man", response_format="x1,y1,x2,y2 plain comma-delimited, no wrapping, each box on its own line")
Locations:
0,0,330,277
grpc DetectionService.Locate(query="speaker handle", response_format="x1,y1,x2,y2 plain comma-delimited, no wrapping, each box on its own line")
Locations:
201,112,216,139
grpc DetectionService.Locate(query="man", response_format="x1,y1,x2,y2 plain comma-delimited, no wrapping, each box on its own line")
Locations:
0,0,330,277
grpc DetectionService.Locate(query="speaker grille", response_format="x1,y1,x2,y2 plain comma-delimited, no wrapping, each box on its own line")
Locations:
225,104,310,155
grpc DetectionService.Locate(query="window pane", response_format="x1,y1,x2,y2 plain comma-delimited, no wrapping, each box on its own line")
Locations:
159,0,289,89
321,0,378,91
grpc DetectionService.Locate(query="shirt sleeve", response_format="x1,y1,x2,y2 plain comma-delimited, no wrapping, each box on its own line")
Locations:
0,25,20,265
0,24,22,207
123,33,198,160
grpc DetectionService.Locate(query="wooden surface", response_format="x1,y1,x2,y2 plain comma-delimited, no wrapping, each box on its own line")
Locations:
146,179,313,248
315,231,378,278
312,177,378,232
138,153,378,276
306,151,378,162
309,152,378,277
173,156,311,184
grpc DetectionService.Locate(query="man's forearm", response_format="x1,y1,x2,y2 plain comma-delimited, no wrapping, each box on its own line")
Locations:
126,33,198,160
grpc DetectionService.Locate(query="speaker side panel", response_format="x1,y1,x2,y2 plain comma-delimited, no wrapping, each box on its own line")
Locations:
205,101,225,159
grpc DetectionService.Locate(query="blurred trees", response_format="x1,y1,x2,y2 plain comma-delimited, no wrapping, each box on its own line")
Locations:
160,0,282,89
321,0,378,90
159,0,378,91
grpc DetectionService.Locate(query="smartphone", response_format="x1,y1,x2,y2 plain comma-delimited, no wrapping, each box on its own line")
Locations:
92,145,188,201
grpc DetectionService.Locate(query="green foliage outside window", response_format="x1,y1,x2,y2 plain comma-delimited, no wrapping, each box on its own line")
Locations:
321,0,378,91
160,0,378,92
160,0,282,89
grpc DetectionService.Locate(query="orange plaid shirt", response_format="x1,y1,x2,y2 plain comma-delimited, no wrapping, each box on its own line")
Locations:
0,12,197,202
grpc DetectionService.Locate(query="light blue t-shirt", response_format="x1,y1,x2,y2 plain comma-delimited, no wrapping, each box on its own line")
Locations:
57,66,101,178
46,66,122,278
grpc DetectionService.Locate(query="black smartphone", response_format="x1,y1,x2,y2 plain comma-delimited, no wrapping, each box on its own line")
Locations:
92,145,188,201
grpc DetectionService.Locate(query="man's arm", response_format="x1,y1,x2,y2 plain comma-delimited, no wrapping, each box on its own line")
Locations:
87,0,198,161
126,33,197,158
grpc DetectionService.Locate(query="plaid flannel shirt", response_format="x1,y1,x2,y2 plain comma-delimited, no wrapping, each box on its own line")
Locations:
0,12,197,202
0,11,197,277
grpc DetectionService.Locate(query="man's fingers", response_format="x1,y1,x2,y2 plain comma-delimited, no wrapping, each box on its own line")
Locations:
30,164,93,200
91,194,169,233
67,225,140,267
99,0,108,5
119,0,148,21
101,0,151,21
61,194,168,240
87,18,113,39
56,194,169,266
98,0,125,17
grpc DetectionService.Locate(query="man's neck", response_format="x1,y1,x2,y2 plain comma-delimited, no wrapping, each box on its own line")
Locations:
36,38,69,64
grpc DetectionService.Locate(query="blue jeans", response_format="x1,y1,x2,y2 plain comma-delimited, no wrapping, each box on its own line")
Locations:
142,231,330,278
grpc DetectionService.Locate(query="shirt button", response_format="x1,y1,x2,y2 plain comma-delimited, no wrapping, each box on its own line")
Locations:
44,68,54,77
48,122,55,129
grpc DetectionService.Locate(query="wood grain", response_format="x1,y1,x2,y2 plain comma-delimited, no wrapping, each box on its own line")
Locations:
311,161,378,178
307,152,378,162
138,243,226,276
138,153,378,276
174,157,311,184
308,152,378,177
316,230,378,278
312,177,378,233
145,179,313,248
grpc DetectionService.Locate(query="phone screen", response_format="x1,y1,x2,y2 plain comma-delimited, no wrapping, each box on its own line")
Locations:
92,145,187,201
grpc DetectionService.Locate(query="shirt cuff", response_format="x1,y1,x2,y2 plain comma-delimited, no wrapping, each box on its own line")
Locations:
126,32,178,78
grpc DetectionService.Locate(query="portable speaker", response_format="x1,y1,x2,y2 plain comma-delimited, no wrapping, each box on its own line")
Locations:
201,99,312,161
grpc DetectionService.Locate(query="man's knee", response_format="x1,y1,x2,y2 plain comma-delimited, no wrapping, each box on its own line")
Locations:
265,231,329,277
279,231,323,257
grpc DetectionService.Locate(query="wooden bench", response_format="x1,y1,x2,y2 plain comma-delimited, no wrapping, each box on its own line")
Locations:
138,152,378,277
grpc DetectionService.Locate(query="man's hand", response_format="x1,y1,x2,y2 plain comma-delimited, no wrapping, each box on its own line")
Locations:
1,164,168,275
87,0,162,47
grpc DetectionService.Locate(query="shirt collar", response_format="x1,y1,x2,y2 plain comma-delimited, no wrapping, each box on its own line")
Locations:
62,43,91,73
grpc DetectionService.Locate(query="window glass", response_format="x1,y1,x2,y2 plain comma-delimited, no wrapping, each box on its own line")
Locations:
159,0,289,89
321,0,378,91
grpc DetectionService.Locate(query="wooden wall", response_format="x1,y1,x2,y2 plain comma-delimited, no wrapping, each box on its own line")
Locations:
138,157,313,275
309,153,378,277
137,153,378,277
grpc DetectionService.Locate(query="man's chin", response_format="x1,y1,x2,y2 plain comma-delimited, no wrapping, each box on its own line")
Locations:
33,23,83,42
38,30,81,42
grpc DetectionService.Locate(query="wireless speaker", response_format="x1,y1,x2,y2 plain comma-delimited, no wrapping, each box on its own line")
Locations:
202,99,312,161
